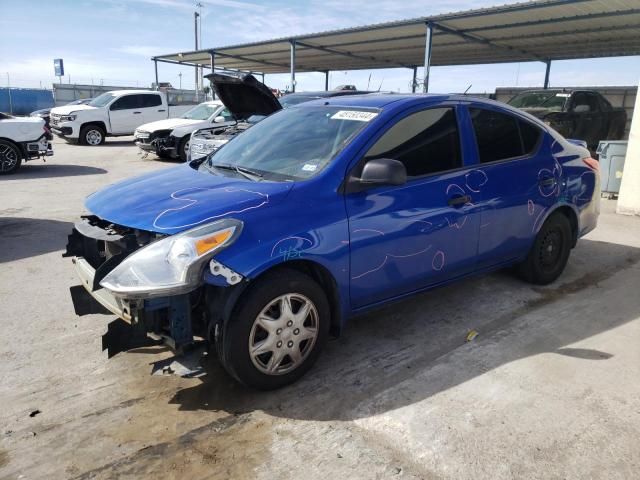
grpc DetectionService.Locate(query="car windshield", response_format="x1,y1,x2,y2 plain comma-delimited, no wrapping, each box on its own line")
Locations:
89,93,116,108
508,92,568,110
279,95,322,108
200,106,377,181
182,103,220,120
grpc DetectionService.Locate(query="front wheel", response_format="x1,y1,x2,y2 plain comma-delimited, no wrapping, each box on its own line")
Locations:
80,125,106,146
517,212,572,285
0,139,23,174
178,136,190,162
218,269,330,390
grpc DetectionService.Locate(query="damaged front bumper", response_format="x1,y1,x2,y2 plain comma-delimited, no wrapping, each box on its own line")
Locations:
134,131,177,157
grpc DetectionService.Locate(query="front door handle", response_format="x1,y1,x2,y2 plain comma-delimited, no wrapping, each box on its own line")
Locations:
158,109,166,112
448,195,471,207
132,111,142,114
538,177,556,187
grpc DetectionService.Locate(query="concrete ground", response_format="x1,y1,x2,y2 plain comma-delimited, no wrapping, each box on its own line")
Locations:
1,137,639,480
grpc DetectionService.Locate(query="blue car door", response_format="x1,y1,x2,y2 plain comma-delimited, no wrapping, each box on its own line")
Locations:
345,105,483,309
465,105,560,267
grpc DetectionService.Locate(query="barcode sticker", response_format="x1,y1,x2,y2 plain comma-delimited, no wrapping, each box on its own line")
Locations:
331,111,378,122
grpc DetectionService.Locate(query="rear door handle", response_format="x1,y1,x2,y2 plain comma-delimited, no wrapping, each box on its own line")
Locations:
133,111,142,114
448,195,471,207
539,177,556,187
158,109,166,112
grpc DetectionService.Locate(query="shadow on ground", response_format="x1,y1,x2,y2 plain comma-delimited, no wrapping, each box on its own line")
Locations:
0,217,73,263
3,164,106,179
163,239,640,421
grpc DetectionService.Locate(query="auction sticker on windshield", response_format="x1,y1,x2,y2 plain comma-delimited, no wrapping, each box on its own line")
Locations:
331,110,378,122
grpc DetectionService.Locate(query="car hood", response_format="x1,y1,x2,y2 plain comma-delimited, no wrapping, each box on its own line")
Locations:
85,164,293,234
205,72,281,120
137,118,204,133
50,104,97,115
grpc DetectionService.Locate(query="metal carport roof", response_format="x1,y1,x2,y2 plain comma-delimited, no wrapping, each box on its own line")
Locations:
153,0,640,92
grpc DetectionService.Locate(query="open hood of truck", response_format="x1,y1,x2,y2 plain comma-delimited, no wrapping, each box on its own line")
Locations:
205,72,281,121
85,164,293,234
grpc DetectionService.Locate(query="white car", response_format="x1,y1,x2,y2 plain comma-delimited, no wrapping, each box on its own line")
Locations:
134,101,234,161
50,90,196,146
0,112,53,174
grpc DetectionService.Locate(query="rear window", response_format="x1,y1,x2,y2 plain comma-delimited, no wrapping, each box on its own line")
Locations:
141,94,162,108
470,108,541,163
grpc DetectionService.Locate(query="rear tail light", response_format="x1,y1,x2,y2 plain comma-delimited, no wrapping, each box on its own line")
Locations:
583,157,599,171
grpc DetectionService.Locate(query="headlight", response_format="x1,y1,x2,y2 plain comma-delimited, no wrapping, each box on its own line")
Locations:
100,218,242,298
60,115,76,122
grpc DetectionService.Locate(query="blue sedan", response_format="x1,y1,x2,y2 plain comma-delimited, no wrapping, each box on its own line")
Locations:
65,94,599,389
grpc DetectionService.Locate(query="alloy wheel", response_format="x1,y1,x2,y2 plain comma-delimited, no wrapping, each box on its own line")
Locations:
0,143,19,172
248,293,319,375
86,129,103,145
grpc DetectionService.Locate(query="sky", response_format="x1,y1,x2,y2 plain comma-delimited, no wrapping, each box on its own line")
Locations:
1,0,639,94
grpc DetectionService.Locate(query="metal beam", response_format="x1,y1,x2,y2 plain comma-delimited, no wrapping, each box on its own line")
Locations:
544,60,551,89
296,40,413,70
325,71,329,91
154,59,159,90
423,22,433,93
433,21,544,63
412,66,417,93
290,40,296,92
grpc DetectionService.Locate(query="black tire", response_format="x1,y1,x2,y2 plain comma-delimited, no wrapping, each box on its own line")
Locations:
178,136,190,162
79,124,106,146
518,212,572,285
218,268,330,390
156,150,172,160
0,139,23,174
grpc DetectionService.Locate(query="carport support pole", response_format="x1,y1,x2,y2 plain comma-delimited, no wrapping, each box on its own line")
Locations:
412,66,417,93
423,22,433,93
325,71,329,91
210,52,215,99
544,60,551,89
154,59,159,90
290,40,296,93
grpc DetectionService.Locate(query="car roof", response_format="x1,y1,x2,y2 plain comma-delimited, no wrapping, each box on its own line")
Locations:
284,90,376,98
298,93,472,109
108,90,161,95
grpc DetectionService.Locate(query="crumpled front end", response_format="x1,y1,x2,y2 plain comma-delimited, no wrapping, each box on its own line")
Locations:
134,129,177,157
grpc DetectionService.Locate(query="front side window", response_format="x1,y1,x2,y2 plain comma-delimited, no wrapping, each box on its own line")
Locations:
110,95,140,111
89,93,116,108
365,107,461,177
571,93,598,113
200,106,375,181
470,108,541,163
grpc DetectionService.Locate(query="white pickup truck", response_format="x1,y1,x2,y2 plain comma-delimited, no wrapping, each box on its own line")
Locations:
50,90,196,145
0,112,53,174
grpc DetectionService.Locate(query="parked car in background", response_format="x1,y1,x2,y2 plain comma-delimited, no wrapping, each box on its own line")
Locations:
0,112,53,174
50,90,196,145
508,89,626,150
134,101,235,161
30,98,93,128
189,73,375,161
65,93,599,389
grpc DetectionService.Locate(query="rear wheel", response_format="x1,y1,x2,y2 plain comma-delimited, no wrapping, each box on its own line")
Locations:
0,139,22,174
80,125,105,146
518,212,572,285
218,269,330,390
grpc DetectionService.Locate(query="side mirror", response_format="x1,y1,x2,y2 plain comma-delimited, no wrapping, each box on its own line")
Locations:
359,158,407,186
573,104,590,113
213,115,226,123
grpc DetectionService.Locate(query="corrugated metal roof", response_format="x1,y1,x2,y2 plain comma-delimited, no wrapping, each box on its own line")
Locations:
154,0,640,74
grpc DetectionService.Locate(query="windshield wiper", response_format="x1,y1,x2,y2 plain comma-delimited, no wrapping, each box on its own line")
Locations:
211,163,263,181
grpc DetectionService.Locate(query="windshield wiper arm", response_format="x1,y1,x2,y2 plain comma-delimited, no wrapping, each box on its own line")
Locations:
211,163,263,181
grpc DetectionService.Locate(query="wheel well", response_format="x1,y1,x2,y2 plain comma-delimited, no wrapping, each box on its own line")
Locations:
255,261,343,337
81,121,106,133
554,205,579,247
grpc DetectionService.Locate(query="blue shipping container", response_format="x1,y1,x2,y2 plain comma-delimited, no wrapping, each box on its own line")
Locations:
0,88,55,116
